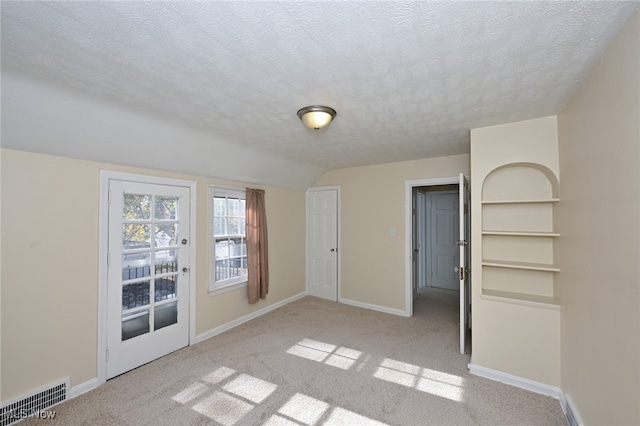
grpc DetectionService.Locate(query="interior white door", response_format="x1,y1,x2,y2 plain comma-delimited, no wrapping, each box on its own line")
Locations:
428,191,459,290
307,189,338,301
458,173,471,354
107,180,190,379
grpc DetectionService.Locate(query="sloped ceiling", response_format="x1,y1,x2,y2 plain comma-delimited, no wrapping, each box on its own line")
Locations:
1,1,637,188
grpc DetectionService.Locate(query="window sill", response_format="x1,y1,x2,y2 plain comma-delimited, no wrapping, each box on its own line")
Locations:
208,280,247,297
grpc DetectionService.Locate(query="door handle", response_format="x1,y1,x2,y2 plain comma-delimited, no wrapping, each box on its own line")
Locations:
330,248,335,252
182,267,189,273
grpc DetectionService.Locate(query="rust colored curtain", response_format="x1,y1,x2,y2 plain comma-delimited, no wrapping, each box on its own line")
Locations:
246,188,269,303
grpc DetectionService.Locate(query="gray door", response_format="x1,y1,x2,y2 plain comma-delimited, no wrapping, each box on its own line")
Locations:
427,190,459,290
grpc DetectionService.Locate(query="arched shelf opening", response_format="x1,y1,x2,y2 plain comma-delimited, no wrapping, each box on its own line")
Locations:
482,162,559,203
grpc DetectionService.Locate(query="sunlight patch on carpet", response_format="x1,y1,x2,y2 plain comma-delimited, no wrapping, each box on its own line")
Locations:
286,344,330,363
223,374,278,404
278,393,329,425
287,339,362,370
191,391,253,426
173,367,277,425
374,358,465,402
286,339,465,403
172,362,396,425
203,366,236,384
172,381,209,404
274,393,389,426
324,407,389,426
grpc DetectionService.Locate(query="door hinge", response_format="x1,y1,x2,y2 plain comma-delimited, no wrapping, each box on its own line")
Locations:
459,267,466,281
106,346,109,361
107,252,110,266
455,266,466,281
108,190,111,204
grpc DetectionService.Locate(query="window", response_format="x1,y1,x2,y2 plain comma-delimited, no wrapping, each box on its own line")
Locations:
210,188,247,294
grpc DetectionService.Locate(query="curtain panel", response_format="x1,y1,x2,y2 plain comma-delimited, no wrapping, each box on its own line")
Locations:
246,188,269,303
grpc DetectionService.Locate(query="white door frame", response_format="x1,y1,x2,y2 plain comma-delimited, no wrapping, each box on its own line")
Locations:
404,176,460,317
97,171,197,386
305,186,341,301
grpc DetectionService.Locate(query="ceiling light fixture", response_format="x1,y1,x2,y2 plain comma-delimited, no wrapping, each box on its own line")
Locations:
297,105,337,130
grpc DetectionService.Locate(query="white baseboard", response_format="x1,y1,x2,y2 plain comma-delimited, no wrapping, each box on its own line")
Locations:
468,363,561,399
339,298,409,317
560,392,584,426
69,378,98,399
195,291,307,344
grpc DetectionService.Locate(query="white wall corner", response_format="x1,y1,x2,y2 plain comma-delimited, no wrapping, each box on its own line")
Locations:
194,292,307,344
339,298,410,317
468,363,561,399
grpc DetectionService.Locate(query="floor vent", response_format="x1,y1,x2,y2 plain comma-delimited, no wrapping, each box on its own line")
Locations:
0,379,68,426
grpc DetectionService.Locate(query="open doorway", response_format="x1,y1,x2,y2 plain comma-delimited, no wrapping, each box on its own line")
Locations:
413,184,459,294
405,175,471,354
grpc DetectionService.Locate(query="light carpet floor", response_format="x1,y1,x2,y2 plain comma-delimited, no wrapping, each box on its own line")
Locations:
26,288,566,425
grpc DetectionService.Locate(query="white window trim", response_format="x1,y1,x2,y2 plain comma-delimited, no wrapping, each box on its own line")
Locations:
209,186,248,295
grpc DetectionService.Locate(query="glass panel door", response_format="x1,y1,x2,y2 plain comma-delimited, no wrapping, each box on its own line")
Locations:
107,180,190,379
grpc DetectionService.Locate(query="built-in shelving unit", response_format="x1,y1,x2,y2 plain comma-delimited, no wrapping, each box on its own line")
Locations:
480,163,560,309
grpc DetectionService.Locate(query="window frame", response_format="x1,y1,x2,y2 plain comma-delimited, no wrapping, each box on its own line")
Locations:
209,187,248,295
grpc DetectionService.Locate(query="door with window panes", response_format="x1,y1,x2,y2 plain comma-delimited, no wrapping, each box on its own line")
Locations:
107,180,190,379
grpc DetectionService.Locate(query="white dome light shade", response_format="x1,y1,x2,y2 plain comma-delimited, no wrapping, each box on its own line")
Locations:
302,111,332,129
297,105,337,130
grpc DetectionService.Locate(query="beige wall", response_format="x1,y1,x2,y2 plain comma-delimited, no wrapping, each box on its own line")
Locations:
0,148,306,402
556,7,640,425
313,154,470,312
470,116,560,387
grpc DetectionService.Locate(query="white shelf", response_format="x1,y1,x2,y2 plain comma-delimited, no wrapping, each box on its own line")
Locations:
482,230,560,237
482,259,560,272
481,289,560,310
482,198,559,205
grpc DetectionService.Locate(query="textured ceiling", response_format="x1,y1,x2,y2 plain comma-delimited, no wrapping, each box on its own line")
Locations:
1,1,637,172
